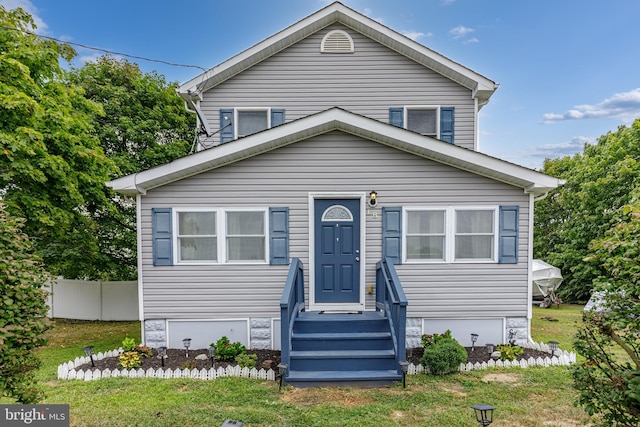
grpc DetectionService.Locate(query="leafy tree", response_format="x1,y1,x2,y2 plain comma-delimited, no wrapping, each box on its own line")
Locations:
535,120,640,302
572,192,640,426
67,56,194,280
0,203,51,403
0,7,117,279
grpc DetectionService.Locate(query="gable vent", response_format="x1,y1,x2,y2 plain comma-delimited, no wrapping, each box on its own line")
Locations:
321,30,354,53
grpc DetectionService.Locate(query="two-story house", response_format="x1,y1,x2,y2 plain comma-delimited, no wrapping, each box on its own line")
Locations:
108,2,562,386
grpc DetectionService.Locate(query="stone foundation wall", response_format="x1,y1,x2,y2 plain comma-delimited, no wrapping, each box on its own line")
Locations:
250,318,272,349
144,320,166,348
506,317,528,344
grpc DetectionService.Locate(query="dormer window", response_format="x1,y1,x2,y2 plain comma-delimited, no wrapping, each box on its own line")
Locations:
321,30,354,53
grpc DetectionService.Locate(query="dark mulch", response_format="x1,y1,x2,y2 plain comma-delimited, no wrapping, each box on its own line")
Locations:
76,346,549,372
77,348,281,372
407,346,550,366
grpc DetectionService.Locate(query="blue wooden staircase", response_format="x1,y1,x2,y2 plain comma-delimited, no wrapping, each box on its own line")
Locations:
280,258,407,387
285,311,402,386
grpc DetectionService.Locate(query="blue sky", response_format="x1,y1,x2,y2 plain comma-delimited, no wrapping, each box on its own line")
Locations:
3,0,640,169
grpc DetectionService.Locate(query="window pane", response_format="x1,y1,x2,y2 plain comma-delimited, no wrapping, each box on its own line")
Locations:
407,211,445,234
179,237,217,261
456,210,493,233
238,110,268,136
227,237,265,261
407,236,444,260
227,212,264,235
407,109,436,135
178,212,216,235
455,235,493,259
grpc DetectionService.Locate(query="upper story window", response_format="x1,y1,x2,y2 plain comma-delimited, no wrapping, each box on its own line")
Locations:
389,106,455,143
237,109,269,137
321,30,354,53
406,107,439,137
220,108,285,144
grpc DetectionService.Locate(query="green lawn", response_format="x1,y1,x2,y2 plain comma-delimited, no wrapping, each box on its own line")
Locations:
8,307,594,427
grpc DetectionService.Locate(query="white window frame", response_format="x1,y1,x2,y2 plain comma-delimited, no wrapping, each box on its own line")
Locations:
173,207,269,265
234,108,272,138
403,206,498,264
405,105,440,138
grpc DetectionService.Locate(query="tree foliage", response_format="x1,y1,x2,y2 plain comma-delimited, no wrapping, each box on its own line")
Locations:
0,6,117,279
0,203,51,403
67,56,194,280
572,192,640,426
1,7,194,280
535,120,640,302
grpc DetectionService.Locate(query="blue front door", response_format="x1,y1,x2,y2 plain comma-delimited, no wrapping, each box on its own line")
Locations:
314,199,361,304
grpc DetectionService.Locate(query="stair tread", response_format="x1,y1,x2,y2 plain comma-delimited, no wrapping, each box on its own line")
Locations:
286,370,401,380
292,332,391,339
290,349,395,358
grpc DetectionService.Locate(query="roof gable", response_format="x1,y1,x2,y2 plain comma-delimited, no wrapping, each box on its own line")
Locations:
108,108,561,196
179,2,498,108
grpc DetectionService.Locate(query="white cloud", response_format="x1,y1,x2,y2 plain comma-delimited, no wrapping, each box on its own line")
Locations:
361,7,385,25
449,25,474,39
402,31,432,41
541,88,640,124
463,37,479,44
502,136,591,169
442,0,456,4
0,0,47,33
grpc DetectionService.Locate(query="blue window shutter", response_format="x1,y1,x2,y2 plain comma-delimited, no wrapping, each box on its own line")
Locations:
389,107,404,128
152,208,173,266
382,206,402,264
440,106,455,143
220,109,234,144
270,109,285,127
269,207,289,265
499,205,519,264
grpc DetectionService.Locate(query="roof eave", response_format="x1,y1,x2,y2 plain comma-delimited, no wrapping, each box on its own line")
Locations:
109,108,561,196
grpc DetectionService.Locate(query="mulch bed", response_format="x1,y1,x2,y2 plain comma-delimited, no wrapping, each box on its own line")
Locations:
76,346,549,372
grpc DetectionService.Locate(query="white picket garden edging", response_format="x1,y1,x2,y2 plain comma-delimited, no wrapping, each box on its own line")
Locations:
56,348,276,381
57,341,576,381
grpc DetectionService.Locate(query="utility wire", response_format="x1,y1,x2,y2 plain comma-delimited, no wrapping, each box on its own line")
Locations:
0,24,208,72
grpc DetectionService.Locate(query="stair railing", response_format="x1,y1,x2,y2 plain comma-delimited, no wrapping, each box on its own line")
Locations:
280,258,305,368
375,257,408,370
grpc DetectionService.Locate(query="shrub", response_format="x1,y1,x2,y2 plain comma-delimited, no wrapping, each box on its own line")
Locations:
421,329,453,348
235,353,258,369
118,351,141,369
0,204,51,403
212,336,246,362
421,337,467,375
496,344,523,361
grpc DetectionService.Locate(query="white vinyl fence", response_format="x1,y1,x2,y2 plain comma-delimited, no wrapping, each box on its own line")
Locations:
46,279,138,321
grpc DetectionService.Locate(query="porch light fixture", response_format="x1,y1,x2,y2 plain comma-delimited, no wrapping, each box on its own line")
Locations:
471,403,495,426
508,329,516,345
83,345,95,367
277,363,288,391
548,340,560,358
183,338,192,358
485,344,494,354
470,333,478,351
368,190,377,207
157,346,167,367
399,360,409,388
208,345,217,368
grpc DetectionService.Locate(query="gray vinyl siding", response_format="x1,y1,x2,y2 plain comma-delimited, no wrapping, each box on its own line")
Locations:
200,24,476,150
140,131,529,321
